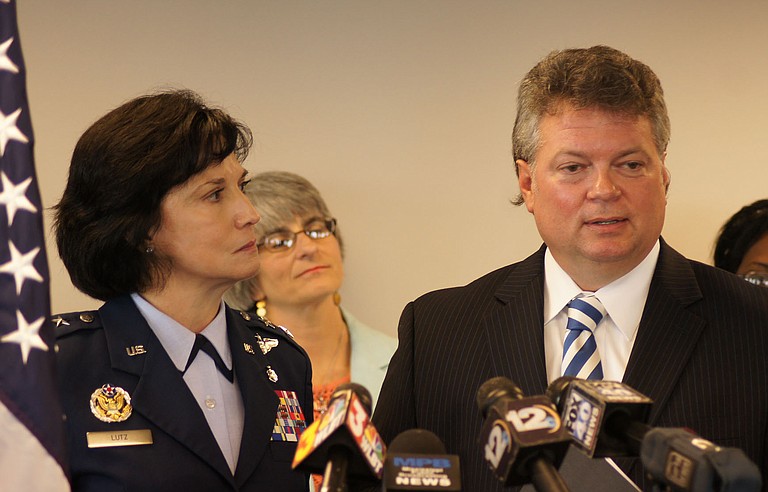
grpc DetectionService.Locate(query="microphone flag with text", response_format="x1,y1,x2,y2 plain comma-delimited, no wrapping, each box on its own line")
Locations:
383,428,461,491
476,376,571,491
292,382,385,490
641,427,762,492
547,377,652,458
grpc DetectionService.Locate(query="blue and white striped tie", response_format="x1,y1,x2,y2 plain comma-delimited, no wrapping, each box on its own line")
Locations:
561,294,606,380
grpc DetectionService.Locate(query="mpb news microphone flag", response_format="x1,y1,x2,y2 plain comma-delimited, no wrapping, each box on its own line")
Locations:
0,1,69,490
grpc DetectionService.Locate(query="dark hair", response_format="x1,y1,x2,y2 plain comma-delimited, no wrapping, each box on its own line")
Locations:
714,199,768,273
511,45,670,204
53,89,253,300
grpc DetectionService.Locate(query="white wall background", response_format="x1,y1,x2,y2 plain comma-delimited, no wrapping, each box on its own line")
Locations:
16,1,768,336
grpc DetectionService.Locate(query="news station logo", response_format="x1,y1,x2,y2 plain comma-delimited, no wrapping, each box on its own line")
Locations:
483,419,512,470
664,450,696,488
562,389,601,453
387,455,460,490
587,381,647,402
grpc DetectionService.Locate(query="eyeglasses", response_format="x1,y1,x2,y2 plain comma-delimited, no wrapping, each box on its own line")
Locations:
257,218,337,253
738,271,768,288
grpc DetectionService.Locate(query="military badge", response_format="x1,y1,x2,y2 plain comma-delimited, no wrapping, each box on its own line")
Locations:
266,365,278,383
272,390,306,442
90,384,133,423
257,337,279,354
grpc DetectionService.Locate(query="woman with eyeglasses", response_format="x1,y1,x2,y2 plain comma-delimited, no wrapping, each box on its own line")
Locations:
225,172,397,426
714,199,768,287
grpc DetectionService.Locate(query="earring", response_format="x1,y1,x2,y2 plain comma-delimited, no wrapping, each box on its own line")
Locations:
145,245,154,254
333,292,341,306
255,300,267,318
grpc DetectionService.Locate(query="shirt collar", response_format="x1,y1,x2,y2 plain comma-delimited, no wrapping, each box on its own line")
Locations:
130,293,231,371
543,240,660,340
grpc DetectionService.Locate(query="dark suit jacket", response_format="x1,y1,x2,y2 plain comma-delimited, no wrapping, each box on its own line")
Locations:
55,295,313,491
371,240,768,491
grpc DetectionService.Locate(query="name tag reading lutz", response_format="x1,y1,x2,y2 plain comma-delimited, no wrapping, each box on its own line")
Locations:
87,429,153,448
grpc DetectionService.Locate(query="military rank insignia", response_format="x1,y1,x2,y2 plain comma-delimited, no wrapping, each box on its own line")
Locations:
90,384,133,423
271,390,306,442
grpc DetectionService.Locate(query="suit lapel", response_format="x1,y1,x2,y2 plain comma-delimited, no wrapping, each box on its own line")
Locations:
623,240,705,425
481,246,549,396
227,310,280,488
99,296,234,485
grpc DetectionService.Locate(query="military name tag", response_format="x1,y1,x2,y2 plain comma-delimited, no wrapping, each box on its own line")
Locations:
86,429,153,448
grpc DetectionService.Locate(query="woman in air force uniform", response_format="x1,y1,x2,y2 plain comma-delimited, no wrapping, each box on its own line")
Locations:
52,89,313,491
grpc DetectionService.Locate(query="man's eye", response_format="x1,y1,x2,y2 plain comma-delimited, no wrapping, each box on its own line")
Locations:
561,164,582,173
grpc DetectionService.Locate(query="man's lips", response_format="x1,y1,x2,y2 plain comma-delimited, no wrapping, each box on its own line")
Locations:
586,218,627,225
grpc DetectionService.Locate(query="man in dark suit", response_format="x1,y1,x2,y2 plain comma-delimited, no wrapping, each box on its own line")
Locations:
370,46,768,491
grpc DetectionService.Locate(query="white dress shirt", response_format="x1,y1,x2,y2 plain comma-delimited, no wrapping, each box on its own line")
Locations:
543,241,660,383
131,293,244,474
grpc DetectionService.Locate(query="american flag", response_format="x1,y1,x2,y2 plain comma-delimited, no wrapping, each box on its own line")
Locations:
0,1,69,489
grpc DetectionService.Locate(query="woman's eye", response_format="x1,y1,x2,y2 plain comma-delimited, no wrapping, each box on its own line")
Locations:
239,179,251,192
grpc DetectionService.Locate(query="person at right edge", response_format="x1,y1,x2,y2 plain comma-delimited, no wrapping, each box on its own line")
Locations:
365,46,768,491
714,199,768,287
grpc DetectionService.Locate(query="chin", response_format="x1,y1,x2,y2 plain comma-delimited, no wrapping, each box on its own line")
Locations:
582,243,638,263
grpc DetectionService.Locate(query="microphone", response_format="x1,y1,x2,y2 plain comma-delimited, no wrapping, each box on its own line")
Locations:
291,382,386,491
382,429,461,490
548,377,653,457
476,376,571,491
641,427,762,492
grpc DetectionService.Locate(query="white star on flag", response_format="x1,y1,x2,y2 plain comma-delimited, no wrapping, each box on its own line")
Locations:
0,241,43,295
0,2,69,488
1,310,47,365
0,172,37,226
0,107,28,157
0,37,19,74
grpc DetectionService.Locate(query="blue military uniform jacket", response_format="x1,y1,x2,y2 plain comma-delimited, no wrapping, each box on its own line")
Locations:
54,295,313,491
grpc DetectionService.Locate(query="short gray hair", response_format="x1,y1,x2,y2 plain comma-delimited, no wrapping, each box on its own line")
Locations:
223,171,342,310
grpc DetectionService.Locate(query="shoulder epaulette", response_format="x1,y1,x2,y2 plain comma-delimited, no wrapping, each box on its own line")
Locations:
52,311,102,338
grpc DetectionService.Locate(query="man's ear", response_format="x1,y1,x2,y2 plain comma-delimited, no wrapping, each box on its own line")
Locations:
517,159,535,213
661,153,671,195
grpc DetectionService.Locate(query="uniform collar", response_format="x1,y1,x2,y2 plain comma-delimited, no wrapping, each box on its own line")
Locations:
130,293,231,372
